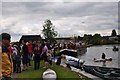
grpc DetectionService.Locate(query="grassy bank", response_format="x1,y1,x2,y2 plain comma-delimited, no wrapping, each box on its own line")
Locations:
16,61,89,80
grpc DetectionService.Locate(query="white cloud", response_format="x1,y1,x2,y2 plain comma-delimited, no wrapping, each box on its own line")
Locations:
1,2,118,42
1,0,119,2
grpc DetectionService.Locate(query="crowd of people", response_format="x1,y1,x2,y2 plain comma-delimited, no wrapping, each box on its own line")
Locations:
1,33,54,80
8,40,54,72
1,33,87,80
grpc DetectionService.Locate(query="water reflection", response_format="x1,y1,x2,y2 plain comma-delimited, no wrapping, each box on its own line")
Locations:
78,45,120,68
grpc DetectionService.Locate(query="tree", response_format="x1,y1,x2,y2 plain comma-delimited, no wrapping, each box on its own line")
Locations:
93,33,101,39
83,34,92,43
92,33,102,45
78,36,83,40
42,19,57,42
111,29,117,36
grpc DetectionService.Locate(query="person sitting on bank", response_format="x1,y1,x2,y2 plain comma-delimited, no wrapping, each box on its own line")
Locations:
56,56,62,65
61,55,71,70
56,54,71,70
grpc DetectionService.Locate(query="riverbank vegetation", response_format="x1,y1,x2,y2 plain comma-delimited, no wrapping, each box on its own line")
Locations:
77,29,120,45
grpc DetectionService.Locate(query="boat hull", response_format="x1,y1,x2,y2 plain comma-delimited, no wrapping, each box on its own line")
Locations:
59,49,77,57
66,55,85,69
83,65,120,80
94,58,112,62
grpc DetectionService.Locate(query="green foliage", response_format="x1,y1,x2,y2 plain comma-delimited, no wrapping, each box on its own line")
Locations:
83,34,92,43
51,64,80,79
92,33,102,45
42,19,57,42
83,34,93,44
81,33,119,45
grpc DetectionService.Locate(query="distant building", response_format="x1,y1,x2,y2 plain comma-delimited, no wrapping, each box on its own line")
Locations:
19,35,42,43
55,37,73,43
109,36,118,40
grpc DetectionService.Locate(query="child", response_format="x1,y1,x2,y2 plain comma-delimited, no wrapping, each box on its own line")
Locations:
47,50,53,66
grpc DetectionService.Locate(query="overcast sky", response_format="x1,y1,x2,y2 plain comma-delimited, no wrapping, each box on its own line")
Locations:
1,1,119,42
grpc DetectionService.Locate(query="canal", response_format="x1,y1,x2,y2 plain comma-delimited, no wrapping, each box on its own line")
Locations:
78,44,120,68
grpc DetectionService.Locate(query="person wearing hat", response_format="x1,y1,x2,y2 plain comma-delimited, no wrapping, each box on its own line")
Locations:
1,33,13,80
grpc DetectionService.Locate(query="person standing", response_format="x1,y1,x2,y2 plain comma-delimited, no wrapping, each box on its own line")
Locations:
1,33,13,80
27,41,33,66
33,42,42,70
41,42,49,68
15,44,21,73
21,40,28,71
11,45,18,73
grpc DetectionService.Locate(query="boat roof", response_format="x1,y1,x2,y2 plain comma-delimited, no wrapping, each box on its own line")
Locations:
60,49,77,52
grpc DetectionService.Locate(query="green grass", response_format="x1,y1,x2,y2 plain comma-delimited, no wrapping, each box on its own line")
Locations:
16,61,89,80
51,64,79,78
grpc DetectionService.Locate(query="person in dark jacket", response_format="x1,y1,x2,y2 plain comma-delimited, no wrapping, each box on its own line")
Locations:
21,40,28,71
15,45,21,73
101,53,106,66
56,56,62,65
101,53,106,59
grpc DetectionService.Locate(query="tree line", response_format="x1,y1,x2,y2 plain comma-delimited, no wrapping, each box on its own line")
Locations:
77,30,119,45
42,19,119,45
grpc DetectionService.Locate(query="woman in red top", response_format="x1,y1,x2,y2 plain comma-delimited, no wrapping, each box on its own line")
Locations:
27,41,33,66
33,42,42,70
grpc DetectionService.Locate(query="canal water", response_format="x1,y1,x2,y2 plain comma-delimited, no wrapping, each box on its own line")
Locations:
78,44,120,68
